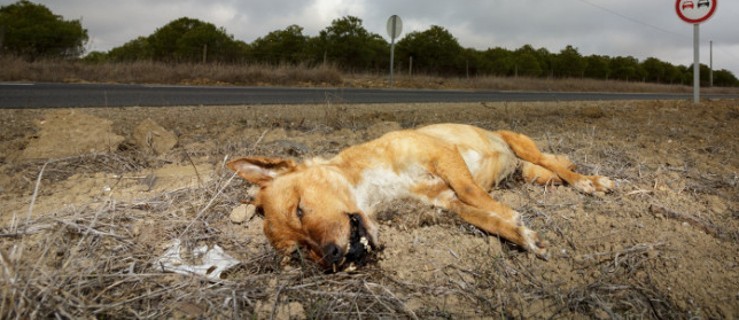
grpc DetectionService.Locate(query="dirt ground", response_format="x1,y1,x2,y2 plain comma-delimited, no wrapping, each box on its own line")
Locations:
1,99,737,319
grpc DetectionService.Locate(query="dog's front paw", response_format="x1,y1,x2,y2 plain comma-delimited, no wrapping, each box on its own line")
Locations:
573,176,615,194
520,227,549,260
591,176,615,193
572,178,596,194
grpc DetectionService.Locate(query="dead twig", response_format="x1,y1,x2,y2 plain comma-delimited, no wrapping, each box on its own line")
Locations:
649,204,726,240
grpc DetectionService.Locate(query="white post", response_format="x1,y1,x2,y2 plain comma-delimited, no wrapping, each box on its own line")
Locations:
709,40,713,87
388,16,399,87
389,38,395,87
693,24,699,104
693,23,701,104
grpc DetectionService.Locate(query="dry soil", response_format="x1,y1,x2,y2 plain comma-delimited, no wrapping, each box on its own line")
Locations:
1,99,737,319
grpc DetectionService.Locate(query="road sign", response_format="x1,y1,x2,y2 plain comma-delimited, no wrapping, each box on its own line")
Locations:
676,0,716,24
386,15,403,87
675,0,717,104
386,15,403,40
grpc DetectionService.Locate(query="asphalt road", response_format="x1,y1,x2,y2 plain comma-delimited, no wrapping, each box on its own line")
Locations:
2,82,737,108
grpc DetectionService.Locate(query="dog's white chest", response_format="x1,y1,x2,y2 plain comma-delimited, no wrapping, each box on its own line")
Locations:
351,165,440,213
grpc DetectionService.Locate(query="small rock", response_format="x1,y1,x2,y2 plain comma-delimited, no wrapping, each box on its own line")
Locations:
230,204,256,224
246,185,260,198
133,118,177,155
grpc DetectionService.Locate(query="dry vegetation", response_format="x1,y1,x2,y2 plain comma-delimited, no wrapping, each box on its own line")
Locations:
3,55,738,94
0,56,343,87
344,72,739,94
1,99,738,319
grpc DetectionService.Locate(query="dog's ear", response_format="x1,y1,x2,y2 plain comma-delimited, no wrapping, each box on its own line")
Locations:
226,157,297,186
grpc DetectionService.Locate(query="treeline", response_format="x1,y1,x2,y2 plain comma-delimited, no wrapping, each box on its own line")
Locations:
2,0,737,86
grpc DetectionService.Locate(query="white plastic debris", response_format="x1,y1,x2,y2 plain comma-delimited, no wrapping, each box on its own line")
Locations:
155,239,239,281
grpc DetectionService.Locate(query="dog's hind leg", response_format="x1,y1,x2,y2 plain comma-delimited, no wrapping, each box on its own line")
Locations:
521,161,562,185
497,131,614,194
521,154,573,185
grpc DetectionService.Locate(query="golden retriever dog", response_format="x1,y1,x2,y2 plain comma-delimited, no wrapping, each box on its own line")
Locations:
228,123,614,270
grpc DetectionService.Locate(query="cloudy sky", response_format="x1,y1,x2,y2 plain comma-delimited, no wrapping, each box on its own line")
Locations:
4,0,738,76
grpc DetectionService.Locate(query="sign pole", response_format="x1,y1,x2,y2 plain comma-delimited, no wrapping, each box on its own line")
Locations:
386,15,403,88
675,0,717,105
390,36,396,87
693,23,699,104
709,40,713,87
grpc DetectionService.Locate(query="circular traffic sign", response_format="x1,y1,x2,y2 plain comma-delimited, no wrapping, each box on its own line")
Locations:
386,15,402,40
676,0,717,24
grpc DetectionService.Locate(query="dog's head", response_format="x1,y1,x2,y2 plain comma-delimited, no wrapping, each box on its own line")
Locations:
227,156,378,270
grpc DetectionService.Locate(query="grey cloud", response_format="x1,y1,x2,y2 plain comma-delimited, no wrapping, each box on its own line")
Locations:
2,0,736,74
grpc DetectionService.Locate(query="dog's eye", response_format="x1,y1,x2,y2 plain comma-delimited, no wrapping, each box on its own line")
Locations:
296,207,304,219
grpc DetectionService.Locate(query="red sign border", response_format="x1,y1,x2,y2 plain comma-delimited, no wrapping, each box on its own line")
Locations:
676,0,717,24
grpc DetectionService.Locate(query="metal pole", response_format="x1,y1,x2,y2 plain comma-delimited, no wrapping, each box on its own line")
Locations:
389,17,397,87
709,40,713,87
0,26,5,56
202,44,207,64
409,56,413,77
389,39,395,87
693,24,699,104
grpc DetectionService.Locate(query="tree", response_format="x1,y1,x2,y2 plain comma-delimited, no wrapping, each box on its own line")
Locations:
481,47,514,76
610,56,642,81
584,55,610,79
641,57,669,83
396,25,463,75
513,45,543,77
536,47,554,76
82,50,108,63
107,36,152,61
553,45,586,78
677,65,691,85
713,69,739,87
460,47,482,77
106,17,248,63
0,0,88,59
315,16,388,70
663,64,684,84
148,17,245,63
251,25,307,65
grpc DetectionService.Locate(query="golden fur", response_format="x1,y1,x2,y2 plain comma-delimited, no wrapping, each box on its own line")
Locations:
227,123,614,269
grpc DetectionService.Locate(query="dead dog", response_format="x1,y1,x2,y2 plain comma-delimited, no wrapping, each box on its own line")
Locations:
228,123,614,270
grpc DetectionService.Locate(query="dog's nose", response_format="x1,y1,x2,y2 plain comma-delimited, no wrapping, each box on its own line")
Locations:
322,243,343,266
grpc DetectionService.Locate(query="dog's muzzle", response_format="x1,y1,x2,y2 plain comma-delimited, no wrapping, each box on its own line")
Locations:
322,213,375,271
346,213,374,263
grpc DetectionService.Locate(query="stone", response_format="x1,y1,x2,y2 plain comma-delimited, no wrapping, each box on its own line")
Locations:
230,204,256,224
133,118,177,155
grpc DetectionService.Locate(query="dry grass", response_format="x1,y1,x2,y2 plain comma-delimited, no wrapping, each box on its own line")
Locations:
0,158,687,319
1,100,737,319
0,56,342,86
0,152,421,319
3,55,738,94
345,71,739,94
